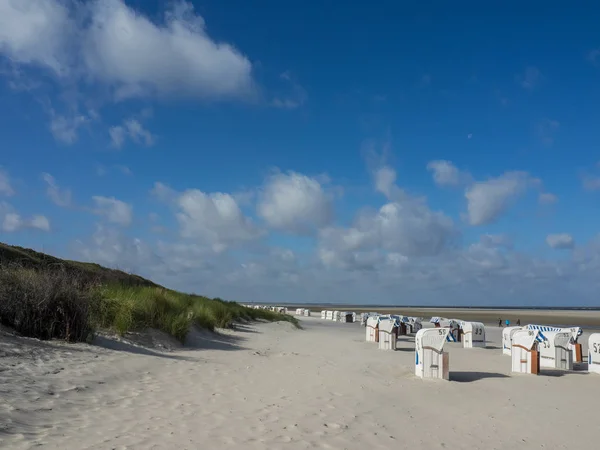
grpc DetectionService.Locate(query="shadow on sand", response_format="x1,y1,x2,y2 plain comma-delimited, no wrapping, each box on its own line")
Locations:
450,371,510,383
541,369,589,377
232,324,261,334
183,327,248,352
92,336,195,360
394,346,415,352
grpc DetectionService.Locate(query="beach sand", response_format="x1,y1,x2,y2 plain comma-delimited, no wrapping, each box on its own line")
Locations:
1,318,598,449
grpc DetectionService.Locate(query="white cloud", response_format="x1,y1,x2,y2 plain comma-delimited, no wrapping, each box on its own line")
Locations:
49,112,88,144
0,167,14,196
42,172,72,207
539,192,558,205
0,0,74,76
109,118,154,148
92,195,133,226
546,233,575,250
30,215,50,231
465,171,535,226
374,166,404,200
0,201,50,232
427,160,471,187
83,0,254,100
108,126,126,148
64,190,600,307
257,171,333,233
318,198,454,270
152,182,261,253
177,189,260,252
0,0,254,100
2,211,21,232
317,167,455,271
73,225,161,275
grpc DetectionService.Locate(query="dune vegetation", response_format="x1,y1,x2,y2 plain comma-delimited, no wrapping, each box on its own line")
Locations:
0,242,298,343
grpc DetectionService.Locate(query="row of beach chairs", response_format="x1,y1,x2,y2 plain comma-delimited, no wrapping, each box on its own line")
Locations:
361,314,598,380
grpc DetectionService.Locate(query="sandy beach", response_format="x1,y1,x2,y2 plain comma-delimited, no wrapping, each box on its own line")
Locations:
1,317,598,449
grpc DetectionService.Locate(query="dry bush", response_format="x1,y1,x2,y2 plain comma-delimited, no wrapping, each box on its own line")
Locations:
0,265,95,342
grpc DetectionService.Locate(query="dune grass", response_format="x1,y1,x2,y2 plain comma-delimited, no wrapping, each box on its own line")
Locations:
0,247,299,343
92,285,299,342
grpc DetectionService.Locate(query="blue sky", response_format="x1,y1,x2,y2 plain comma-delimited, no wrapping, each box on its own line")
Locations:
1,0,599,306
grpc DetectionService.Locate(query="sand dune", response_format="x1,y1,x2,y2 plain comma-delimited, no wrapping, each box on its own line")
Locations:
1,318,598,449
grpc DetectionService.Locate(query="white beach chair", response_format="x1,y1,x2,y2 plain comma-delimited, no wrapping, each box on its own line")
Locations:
588,334,600,374
511,329,540,375
415,328,450,380
461,322,486,348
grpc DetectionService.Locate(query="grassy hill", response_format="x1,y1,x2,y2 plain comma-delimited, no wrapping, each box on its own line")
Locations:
0,242,160,287
0,242,297,343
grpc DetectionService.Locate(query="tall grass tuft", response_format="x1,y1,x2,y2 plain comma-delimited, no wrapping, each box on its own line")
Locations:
0,266,95,342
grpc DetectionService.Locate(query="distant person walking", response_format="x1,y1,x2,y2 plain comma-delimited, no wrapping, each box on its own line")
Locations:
505,319,510,327
517,319,521,326
499,318,502,327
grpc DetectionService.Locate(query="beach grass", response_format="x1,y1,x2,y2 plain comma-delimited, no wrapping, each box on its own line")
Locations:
92,285,300,343
0,242,299,343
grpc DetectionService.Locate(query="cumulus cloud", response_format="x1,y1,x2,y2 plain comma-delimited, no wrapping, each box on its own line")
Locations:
546,233,575,250
257,171,333,234
0,201,50,232
42,172,72,207
427,160,471,187
0,0,254,101
92,195,133,226
153,182,261,252
66,183,600,307
2,211,21,232
374,166,404,200
0,0,74,76
317,165,455,271
73,225,161,275
109,119,154,148
30,215,51,231
177,189,261,252
0,167,14,196
465,171,536,226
